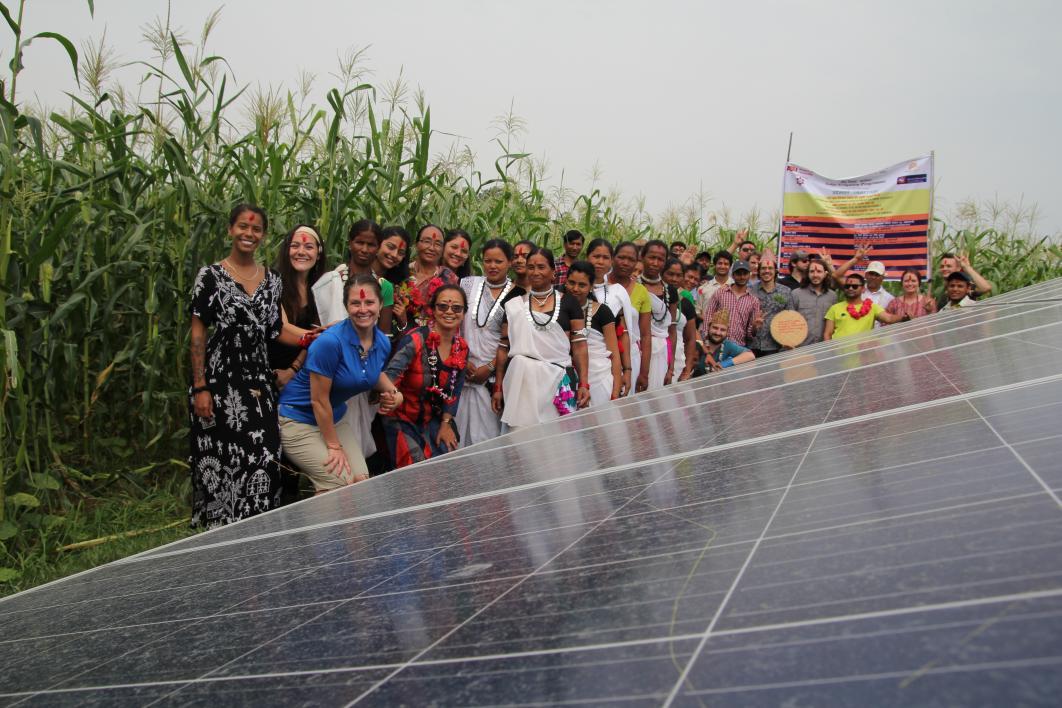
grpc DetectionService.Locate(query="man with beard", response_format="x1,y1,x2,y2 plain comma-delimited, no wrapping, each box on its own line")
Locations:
704,259,763,347
791,258,836,346
779,249,810,290
693,310,755,375
824,272,906,340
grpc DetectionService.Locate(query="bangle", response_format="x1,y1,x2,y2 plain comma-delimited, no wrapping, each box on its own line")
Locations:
326,442,343,450
622,367,632,372
486,360,496,372
290,363,301,373
192,385,210,394
578,383,590,390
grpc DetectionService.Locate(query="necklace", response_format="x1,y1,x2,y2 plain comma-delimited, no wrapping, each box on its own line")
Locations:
640,273,662,284
526,291,561,330
223,258,260,282
471,277,513,328
425,329,466,416
650,283,671,323
530,287,554,305
593,281,610,311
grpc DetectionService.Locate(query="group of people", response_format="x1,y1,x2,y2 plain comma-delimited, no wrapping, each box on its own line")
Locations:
189,205,993,528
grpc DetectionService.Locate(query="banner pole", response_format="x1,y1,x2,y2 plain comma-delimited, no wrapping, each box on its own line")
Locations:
777,132,793,258
927,150,936,280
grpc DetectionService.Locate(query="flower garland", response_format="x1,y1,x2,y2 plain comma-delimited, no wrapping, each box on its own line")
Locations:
408,275,446,327
425,328,468,416
847,298,873,320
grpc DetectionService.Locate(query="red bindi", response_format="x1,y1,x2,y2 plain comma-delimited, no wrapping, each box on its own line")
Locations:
296,233,312,245
359,288,367,299
245,212,257,224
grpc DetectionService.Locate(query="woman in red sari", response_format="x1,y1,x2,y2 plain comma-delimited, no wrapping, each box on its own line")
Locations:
382,285,469,468
393,224,460,333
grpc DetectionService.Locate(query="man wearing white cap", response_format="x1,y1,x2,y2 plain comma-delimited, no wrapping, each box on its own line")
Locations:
862,261,894,327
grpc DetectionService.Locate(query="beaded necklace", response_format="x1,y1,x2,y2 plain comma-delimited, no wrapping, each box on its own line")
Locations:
526,290,561,330
470,277,513,328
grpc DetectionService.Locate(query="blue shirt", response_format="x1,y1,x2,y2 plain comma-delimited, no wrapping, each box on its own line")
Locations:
278,321,391,425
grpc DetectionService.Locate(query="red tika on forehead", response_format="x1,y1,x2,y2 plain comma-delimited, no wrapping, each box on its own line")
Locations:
295,233,313,245
245,212,257,223
359,288,367,299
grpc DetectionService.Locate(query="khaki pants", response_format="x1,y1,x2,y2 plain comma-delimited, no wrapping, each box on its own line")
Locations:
279,416,368,492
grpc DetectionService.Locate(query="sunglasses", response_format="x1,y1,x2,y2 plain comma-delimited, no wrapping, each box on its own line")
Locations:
844,283,863,289
433,303,466,313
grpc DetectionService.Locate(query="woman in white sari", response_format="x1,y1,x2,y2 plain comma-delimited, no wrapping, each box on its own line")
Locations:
639,239,678,390
565,261,622,405
455,239,516,446
585,238,632,398
492,247,591,428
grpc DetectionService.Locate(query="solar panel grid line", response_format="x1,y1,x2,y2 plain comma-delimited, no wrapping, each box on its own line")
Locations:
103,369,1062,567
660,372,855,706
9,486,571,704
922,355,1062,508
339,359,795,705
682,656,1062,698
441,304,1062,462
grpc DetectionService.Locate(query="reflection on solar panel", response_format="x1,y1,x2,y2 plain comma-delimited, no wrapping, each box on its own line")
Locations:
2,279,1061,705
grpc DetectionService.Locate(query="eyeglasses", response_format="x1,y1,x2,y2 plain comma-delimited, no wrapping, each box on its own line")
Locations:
417,239,443,248
433,303,466,313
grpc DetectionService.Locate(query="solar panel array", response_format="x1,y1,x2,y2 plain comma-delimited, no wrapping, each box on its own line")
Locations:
2,278,1061,706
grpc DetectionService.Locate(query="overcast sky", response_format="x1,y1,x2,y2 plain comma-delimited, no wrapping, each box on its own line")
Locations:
14,0,1062,235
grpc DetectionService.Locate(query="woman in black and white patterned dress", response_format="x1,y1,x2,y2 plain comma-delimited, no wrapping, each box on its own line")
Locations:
188,204,314,528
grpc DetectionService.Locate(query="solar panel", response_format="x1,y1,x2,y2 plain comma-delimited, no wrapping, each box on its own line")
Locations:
2,278,1060,705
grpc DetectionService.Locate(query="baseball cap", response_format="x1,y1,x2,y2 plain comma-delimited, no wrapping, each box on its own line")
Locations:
732,259,752,273
946,271,972,283
865,261,886,276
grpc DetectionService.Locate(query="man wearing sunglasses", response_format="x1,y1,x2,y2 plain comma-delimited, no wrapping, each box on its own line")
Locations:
779,249,809,290
823,273,906,340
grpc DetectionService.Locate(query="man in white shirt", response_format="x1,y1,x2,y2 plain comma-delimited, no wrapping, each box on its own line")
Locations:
863,261,894,327
941,271,976,309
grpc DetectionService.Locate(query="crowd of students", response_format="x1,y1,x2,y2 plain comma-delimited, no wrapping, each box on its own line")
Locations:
188,204,994,528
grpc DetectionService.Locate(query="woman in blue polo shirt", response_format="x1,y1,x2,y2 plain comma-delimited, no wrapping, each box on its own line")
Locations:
278,274,401,493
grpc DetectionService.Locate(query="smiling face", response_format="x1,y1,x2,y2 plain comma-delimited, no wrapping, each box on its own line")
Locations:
843,277,864,302
415,226,444,267
512,243,533,276
565,269,591,304
758,259,776,285
587,244,612,281
738,243,757,260
901,271,921,294
229,209,265,255
526,253,555,291
865,270,884,292
348,229,379,268
288,228,320,273
443,236,470,271
346,284,381,331
947,277,971,303
376,235,407,271
714,256,731,278
431,287,466,332
707,322,728,345
481,246,511,284
731,268,750,288
939,256,959,278
683,267,700,291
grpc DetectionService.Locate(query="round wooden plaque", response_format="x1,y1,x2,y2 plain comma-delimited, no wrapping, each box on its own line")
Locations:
770,310,808,348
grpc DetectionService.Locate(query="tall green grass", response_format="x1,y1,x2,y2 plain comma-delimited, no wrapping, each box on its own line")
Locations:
0,2,1059,588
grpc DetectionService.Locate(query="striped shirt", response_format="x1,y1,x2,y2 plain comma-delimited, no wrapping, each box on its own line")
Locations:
704,285,762,346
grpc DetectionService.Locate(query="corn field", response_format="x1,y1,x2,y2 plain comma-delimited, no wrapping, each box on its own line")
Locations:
0,2,1059,582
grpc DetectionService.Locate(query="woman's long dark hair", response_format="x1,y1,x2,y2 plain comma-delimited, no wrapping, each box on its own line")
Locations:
444,228,473,279
379,225,412,284
273,224,327,322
